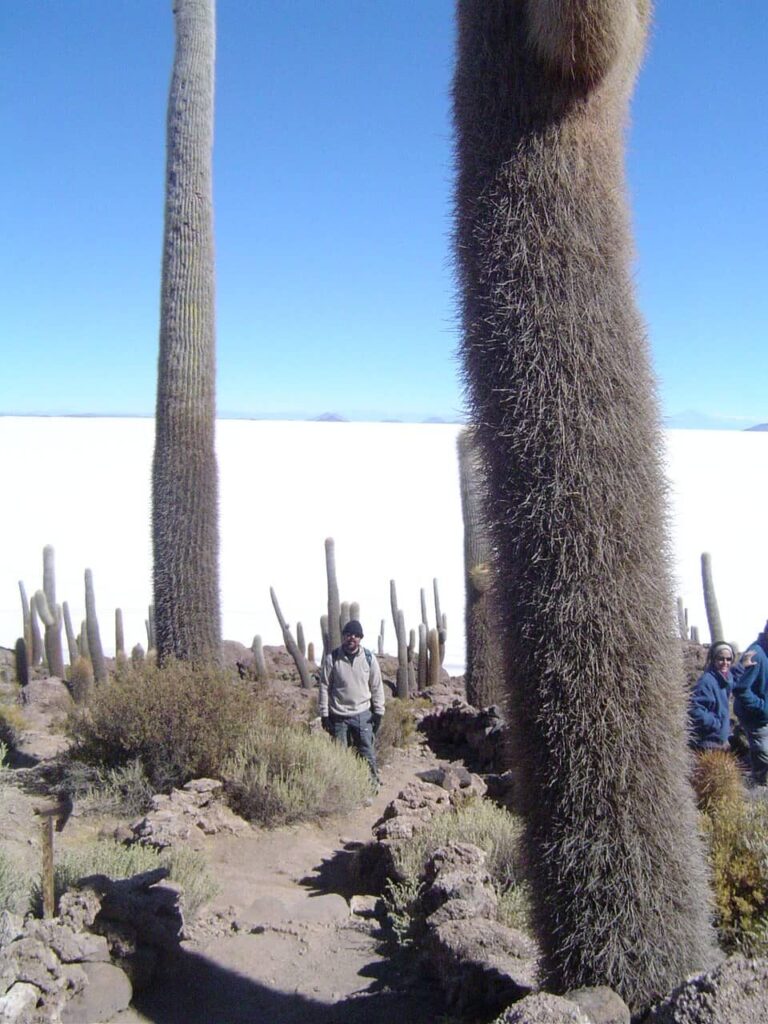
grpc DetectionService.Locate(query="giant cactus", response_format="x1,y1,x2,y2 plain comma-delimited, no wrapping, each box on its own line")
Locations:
152,0,221,664
84,569,107,684
41,545,65,678
453,0,718,1008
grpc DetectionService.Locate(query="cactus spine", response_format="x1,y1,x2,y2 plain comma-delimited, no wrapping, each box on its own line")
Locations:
453,0,718,1006
700,552,724,644
152,0,221,665
325,538,341,652
84,569,107,683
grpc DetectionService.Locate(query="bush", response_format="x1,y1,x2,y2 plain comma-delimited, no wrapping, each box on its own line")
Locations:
0,705,27,749
66,659,259,792
29,840,217,918
224,704,373,826
0,849,29,915
703,794,768,956
391,798,525,892
375,697,424,763
60,758,155,818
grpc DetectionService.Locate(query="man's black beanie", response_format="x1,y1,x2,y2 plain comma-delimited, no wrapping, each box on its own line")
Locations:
342,619,364,638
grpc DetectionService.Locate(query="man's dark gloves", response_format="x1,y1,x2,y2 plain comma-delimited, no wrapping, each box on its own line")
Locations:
372,713,383,735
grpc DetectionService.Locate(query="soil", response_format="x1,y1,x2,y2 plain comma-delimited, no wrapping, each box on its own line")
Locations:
0,649,459,1024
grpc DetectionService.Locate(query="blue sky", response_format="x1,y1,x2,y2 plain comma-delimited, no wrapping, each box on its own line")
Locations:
1,1,766,426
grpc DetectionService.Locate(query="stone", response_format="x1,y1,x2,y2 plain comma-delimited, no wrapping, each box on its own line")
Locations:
0,981,40,1021
643,954,768,1024
0,914,23,952
565,986,630,1024
60,962,132,1024
493,991,592,1023
25,920,110,964
349,895,379,918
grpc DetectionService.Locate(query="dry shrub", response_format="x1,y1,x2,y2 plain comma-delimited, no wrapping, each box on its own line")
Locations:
703,794,768,956
391,798,525,893
0,705,27,749
376,697,423,762
0,849,29,914
224,704,373,826
691,748,747,812
66,659,257,792
30,840,217,918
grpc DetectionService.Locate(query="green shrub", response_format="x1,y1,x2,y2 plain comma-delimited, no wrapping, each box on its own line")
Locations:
30,839,217,918
382,877,424,948
66,659,259,792
0,849,29,914
224,705,373,826
376,697,424,763
390,798,525,892
61,757,155,818
703,795,768,956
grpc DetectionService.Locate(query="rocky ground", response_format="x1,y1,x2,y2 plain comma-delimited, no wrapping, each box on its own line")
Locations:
0,649,461,1023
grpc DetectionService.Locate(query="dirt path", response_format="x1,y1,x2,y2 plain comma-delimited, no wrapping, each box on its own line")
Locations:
112,737,449,1024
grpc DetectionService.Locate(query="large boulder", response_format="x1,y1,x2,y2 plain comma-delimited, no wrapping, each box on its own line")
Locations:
642,954,768,1024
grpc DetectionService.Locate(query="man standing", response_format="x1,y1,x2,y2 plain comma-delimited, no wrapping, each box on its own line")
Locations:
733,623,768,787
319,619,385,785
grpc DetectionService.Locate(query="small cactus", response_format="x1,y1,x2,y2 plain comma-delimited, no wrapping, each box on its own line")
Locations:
115,608,126,661
251,635,269,682
69,655,94,705
270,587,311,689
14,638,29,687
42,545,65,678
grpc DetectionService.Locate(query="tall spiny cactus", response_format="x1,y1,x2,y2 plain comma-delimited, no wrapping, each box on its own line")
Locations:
115,609,126,663
395,609,408,699
325,538,341,652
417,623,428,692
41,545,65,678
269,587,311,690
14,638,29,688
458,427,503,708
18,582,32,665
62,602,78,666
700,552,724,644
84,569,107,683
453,0,717,1007
152,0,221,665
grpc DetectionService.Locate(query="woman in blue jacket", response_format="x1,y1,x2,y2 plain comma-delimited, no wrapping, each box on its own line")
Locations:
733,626,768,786
689,642,735,751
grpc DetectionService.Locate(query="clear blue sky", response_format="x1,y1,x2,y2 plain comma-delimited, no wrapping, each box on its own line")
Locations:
2,2,766,425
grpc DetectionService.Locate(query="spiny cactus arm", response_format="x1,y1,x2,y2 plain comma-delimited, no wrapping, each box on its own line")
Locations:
84,569,107,683
700,552,724,644
349,601,360,623
18,581,32,661
420,588,429,628
29,599,43,666
378,618,385,657
389,579,399,641
432,578,442,633
296,622,306,658
34,590,55,628
269,587,311,689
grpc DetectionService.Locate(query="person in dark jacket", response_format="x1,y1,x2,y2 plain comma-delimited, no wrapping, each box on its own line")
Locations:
689,642,735,751
733,623,768,786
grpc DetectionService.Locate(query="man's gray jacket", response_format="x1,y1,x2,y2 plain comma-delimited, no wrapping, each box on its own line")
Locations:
319,647,385,718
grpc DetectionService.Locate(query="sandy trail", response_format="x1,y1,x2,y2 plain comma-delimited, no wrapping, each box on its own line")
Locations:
112,738,449,1024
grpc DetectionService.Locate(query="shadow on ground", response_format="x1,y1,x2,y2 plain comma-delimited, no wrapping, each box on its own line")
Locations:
133,945,444,1024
